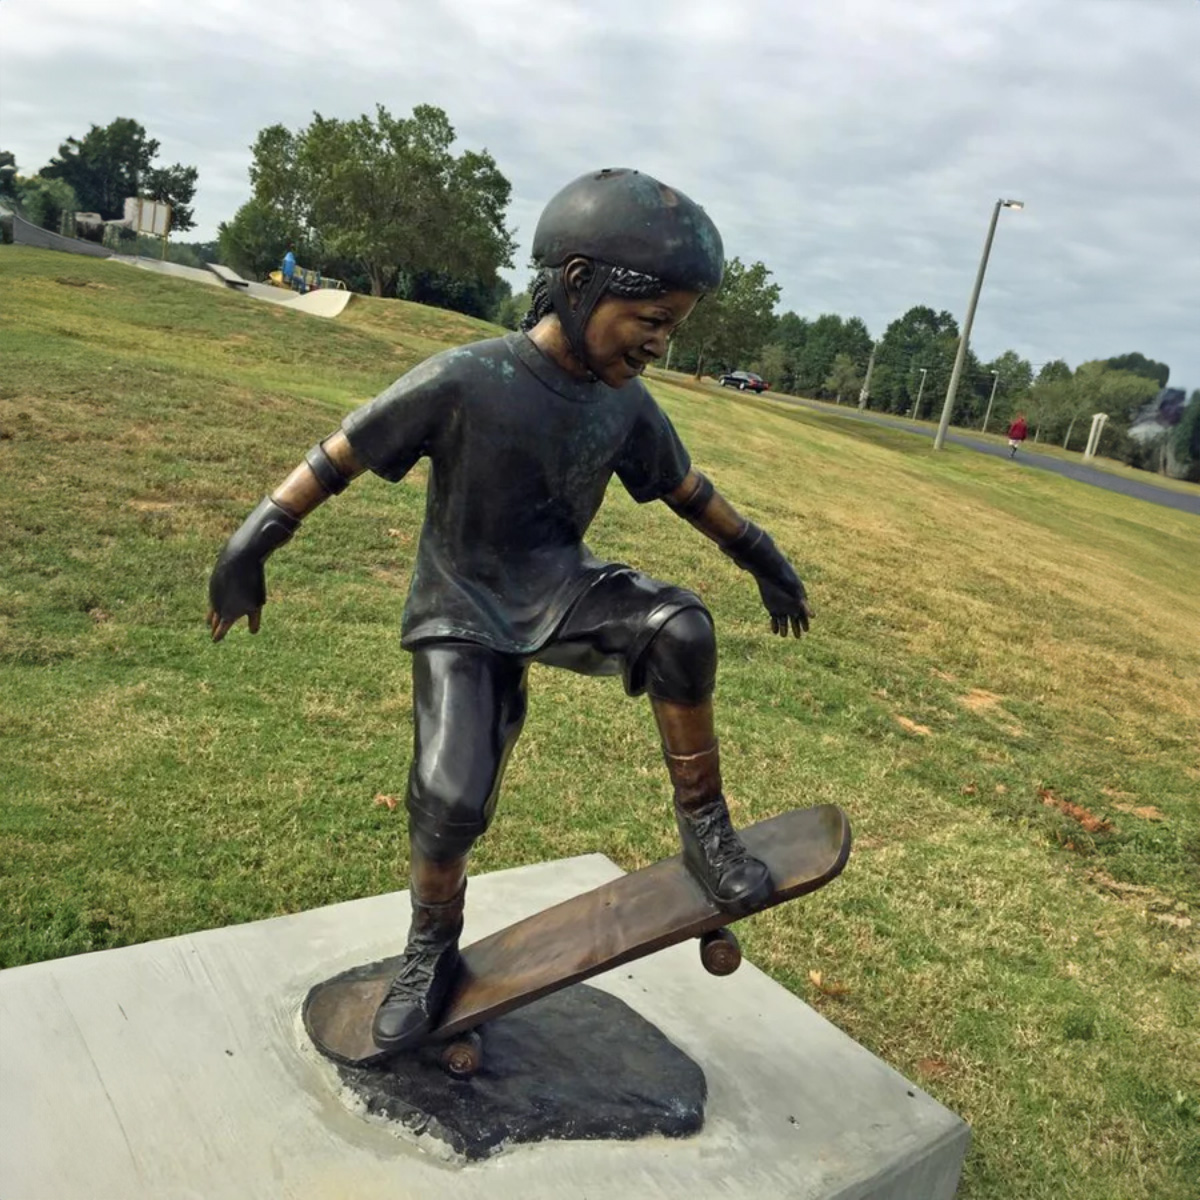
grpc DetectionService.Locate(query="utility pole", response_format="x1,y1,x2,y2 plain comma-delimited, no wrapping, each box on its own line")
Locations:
858,340,878,410
934,198,1024,450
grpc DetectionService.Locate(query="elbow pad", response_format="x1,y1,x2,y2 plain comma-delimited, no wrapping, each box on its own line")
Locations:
305,441,351,496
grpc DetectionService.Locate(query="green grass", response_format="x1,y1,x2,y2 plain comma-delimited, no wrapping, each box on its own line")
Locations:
665,370,1200,498
2,246,1198,1197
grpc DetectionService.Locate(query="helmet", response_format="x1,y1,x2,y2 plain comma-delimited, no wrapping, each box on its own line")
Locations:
532,168,724,292
531,169,724,378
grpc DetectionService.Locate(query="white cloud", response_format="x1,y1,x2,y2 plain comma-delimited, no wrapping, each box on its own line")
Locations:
3,0,1197,386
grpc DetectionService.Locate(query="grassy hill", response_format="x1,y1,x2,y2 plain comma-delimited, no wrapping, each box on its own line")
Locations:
1,245,1197,1198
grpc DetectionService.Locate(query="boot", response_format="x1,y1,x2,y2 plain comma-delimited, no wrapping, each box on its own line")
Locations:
667,743,773,917
372,857,466,1052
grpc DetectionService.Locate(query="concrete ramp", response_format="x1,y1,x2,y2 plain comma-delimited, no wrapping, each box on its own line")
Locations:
109,255,223,287
286,288,353,317
205,262,250,288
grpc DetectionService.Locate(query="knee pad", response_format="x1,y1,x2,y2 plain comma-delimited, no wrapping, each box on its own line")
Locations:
406,767,492,860
642,605,717,704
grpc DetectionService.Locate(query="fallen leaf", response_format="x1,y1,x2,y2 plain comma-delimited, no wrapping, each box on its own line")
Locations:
895,716,932,736
961,782,978,796
808,969,850,998
994,783,1008,795
917,1057,951,1079
373,793,398,810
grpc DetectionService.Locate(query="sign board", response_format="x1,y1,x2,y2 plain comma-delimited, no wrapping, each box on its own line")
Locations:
123,197,172,237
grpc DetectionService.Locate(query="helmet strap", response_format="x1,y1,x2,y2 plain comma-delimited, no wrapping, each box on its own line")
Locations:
549,262,614,378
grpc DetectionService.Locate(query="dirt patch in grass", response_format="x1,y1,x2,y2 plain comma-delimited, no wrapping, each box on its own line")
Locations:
1040,787,1113,833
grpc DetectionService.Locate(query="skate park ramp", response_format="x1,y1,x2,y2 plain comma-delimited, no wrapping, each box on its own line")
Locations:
6,210,352,319
204,261,353,316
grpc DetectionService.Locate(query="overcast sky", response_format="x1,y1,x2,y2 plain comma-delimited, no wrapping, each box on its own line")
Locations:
4,0,1198,388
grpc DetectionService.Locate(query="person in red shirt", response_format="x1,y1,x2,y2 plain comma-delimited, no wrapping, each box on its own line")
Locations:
1007,414,1028,458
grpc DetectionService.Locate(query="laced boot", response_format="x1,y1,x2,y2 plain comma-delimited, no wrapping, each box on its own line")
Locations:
372,860,466,1052
668,743,772,917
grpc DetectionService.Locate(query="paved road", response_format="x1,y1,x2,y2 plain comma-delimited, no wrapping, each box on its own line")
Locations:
770,394,1200,517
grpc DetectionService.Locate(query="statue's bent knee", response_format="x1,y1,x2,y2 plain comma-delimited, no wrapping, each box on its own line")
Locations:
642,605,717,704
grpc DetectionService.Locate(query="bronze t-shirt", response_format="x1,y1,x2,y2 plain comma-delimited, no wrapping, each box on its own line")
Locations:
342,333,691,654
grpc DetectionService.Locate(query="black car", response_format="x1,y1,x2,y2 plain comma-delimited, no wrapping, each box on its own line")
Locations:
718,370,770,393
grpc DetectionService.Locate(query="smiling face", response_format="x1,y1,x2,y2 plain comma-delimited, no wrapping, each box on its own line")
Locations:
579,288,701,388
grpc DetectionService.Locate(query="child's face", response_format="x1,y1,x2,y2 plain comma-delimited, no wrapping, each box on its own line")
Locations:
583,288,701,388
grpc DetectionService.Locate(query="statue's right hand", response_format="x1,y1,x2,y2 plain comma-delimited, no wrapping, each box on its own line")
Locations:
205,497,299,643
208,546,266,641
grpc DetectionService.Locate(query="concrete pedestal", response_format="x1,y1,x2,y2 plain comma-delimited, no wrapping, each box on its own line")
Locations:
0,855,969,1199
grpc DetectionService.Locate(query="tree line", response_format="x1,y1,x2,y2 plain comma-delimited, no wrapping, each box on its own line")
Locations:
4,111,1194,477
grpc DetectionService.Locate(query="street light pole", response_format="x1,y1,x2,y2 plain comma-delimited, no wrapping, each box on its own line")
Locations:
981,370,1000,434
911,367,929,419
933,198,1024,450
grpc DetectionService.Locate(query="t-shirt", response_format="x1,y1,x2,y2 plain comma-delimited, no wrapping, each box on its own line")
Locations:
342,332,691,653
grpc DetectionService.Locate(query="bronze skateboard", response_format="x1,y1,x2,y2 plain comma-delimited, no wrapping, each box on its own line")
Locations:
303,803,851,1078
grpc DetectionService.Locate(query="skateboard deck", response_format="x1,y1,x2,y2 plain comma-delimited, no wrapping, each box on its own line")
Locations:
303,803,851,1068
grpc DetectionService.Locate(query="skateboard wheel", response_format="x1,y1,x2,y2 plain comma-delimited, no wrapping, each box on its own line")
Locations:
440,1031,483,1079
699,928,741,976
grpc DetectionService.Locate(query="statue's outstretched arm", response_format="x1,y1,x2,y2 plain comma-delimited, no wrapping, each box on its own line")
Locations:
207,432,366,642
664,470,812,638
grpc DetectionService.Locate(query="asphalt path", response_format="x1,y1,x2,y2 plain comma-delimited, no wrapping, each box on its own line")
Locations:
767,394,1200,518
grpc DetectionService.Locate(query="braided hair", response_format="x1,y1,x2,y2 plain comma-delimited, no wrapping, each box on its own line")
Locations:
520,264,669,332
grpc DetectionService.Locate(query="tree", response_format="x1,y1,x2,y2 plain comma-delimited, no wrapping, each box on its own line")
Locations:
672,257,780,378
1024,364,1073,443
142,163,198,231
0,151,16,200
983,350,1034,427
217,196,299,280
751,342,789,391
15,176,79,231
40,118,198,230
792,314,871,394
823,353,862,405
240,105,516,298
871,306,959,414
1170,390,1200,482
496,288,531,331
1104,352,1169,389
770,311,809,392
402,269,511,322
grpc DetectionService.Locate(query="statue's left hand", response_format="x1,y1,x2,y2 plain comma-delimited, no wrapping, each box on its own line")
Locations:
753,562,812,638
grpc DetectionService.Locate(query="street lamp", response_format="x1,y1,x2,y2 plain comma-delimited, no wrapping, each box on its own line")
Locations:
933,198,1025,450
981,370,1000,434
911,367,929,419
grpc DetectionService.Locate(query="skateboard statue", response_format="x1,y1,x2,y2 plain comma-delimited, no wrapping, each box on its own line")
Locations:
209,168,848,1073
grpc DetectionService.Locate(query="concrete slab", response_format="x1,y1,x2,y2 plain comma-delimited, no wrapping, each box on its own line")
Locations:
0,855,969,1200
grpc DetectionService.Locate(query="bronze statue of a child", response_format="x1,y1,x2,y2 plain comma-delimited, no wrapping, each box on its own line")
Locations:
209,169,811,1053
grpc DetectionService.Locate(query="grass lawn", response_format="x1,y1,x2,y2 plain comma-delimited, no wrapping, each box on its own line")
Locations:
1,245,1197,1198
672,372,1200,499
